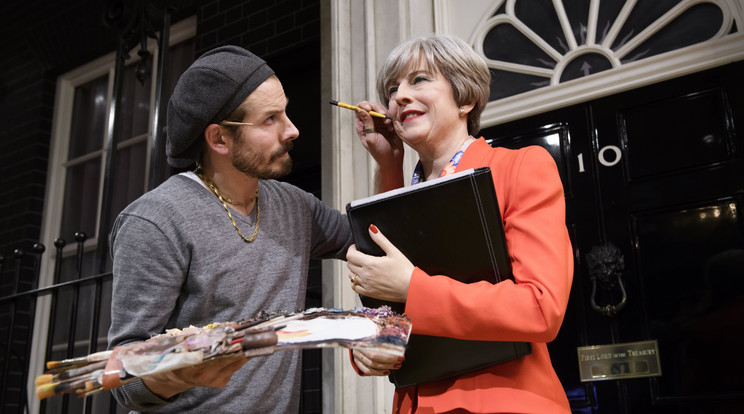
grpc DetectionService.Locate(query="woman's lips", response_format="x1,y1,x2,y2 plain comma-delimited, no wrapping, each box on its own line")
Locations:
400,110,424,122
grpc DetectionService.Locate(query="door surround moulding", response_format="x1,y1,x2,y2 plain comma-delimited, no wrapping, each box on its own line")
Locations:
479,33,744,127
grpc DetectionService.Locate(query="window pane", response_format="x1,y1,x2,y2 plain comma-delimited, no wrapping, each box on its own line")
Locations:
111,140,147,221
489,69,550,101
44,274,101,414
515,0,568,54
59,250,98,283
153,38,195,185
60,158,101,240
98,278,113,346
483,23,556,69
48,284,91,359
596,0,626,44
163,38,195,98
118,60,153,141
611,0,681,50
621,3,724,63
69,75,108,159
564,0,592,46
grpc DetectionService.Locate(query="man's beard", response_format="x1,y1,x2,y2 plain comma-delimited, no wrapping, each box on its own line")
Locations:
231,139,294,179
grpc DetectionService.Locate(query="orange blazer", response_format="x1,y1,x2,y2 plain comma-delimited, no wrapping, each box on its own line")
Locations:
393,138,574,413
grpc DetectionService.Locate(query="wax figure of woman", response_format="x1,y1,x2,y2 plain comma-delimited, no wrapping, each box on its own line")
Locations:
345,34,574,413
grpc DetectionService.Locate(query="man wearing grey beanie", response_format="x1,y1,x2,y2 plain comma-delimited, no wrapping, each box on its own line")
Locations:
107,45,353,413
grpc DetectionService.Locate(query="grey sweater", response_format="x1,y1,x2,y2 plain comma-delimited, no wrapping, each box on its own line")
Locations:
107,173,352,413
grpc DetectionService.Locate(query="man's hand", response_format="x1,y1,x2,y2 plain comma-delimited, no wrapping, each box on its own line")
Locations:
142,355,250,399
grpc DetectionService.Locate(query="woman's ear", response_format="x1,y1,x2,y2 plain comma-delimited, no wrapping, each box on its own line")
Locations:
204,124,230,156
460,102,476,115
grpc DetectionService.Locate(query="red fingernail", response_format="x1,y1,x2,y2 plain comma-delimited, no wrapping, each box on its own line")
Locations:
370,224,379,234
394,364,402,369
397,357,405,362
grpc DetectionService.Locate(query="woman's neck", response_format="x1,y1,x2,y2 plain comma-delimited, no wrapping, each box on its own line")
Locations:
417,133,471,181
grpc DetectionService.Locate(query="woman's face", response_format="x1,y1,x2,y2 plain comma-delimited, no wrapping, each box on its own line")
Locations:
387,62,462,149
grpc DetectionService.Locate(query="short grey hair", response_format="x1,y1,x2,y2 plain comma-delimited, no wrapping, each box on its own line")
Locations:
376,34,491,135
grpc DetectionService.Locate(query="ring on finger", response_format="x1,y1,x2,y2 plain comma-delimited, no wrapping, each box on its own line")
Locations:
352,273,359,285
363,127,375,133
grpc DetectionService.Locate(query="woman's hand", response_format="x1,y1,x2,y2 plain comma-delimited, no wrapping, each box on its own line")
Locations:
346,224,414,303
354,100,405,193
354,101,403,166
352,348,404,376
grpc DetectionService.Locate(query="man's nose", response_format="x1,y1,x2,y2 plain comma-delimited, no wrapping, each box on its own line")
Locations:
283,115,300,141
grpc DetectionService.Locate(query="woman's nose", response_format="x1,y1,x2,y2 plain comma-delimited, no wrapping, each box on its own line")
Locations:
393,83,413,106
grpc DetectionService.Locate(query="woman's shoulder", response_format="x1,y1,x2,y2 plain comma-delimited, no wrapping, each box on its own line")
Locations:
471,138,553,167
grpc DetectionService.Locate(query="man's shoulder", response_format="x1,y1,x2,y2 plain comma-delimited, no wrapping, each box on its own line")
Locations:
122,175,199,215
260,179,315,203
259,179,336,219
112,175,205,242
261,178,302,192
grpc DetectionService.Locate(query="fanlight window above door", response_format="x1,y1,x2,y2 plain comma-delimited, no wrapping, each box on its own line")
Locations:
474,0,740,102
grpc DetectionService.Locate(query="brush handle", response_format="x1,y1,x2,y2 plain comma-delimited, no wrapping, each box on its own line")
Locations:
330,100,391,119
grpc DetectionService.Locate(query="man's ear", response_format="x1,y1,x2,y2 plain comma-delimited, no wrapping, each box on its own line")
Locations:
204,124,230,156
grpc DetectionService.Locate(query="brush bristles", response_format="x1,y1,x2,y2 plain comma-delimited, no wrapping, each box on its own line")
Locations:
36,382,59,400
35,374,53,386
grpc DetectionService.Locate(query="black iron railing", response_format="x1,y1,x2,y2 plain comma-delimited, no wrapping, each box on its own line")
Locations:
0,232,323,414
0,233,119,414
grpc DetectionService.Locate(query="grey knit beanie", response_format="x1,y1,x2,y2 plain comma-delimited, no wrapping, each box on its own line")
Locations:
166,45,274,168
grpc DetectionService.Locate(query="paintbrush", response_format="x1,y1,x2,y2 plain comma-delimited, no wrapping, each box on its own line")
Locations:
329,100,392,119
45,350,112,371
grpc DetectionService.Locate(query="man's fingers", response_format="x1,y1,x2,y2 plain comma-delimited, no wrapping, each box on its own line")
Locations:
187,356,249,388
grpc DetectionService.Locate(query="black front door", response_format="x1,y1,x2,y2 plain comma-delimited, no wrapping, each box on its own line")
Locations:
481,60,744,413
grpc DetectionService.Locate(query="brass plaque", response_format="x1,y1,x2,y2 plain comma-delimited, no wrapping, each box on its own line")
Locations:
577,340,661,382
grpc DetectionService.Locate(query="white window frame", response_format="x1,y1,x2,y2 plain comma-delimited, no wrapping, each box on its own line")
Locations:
27,16,196,413
437,0,744,126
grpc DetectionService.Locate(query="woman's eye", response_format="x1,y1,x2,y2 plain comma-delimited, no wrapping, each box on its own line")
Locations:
388,86,398,95
413,75,428,84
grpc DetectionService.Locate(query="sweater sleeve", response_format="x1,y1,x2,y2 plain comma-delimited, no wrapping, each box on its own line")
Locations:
291,185,353,260
107,213,189,411
403,146,573,343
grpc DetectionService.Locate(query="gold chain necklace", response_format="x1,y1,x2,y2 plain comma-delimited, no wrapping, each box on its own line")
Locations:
195,169,260,242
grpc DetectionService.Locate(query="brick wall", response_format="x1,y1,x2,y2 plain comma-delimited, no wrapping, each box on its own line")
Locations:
0,0,322,411
0,3,62,406
0,0,323,256
0,0,117,287
195,0,321,58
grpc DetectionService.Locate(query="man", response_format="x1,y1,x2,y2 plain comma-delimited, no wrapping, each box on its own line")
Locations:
107,46,352,413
